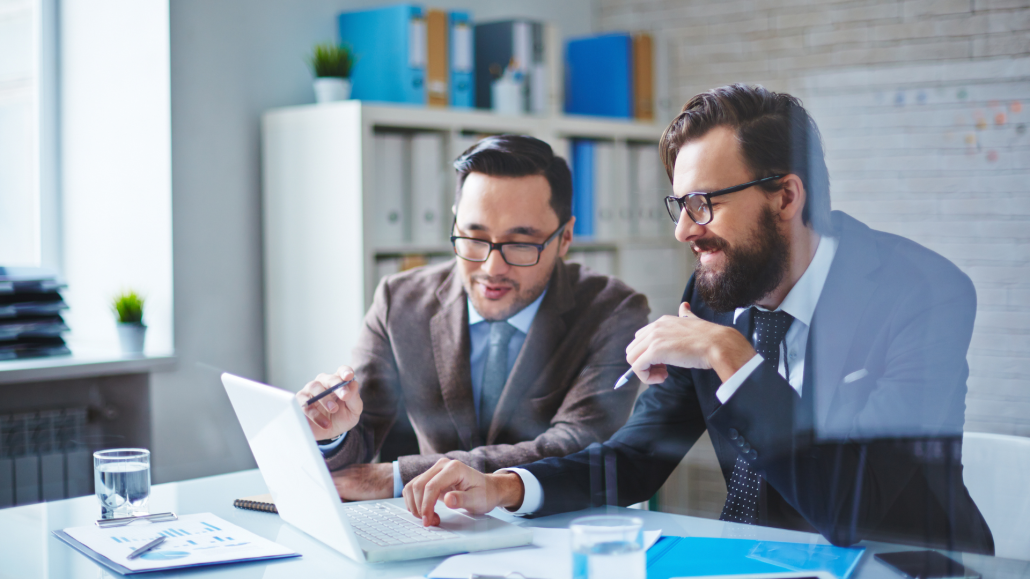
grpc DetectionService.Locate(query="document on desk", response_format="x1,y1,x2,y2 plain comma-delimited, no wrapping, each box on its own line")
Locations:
53,513,298,574
428,527,662,579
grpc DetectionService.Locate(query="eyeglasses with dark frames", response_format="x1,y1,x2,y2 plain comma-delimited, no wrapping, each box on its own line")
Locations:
450,220,569,267
665,175,785,226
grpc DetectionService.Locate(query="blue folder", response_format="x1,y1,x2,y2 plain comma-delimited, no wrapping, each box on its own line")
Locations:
647,536,865,579
338,4,425,104
449,11,474,108
565,32,633,118
571,139,595,237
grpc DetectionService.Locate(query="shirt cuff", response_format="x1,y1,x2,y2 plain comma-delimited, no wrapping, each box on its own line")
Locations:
392,461,403,498
316,431,348,455
498,467,543,515
715,354,764,404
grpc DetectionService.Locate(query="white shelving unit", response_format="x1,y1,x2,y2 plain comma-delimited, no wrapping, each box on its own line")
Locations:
261,101,692,390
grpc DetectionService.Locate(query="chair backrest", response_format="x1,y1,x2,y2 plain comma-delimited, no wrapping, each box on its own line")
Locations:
962,431,1030,560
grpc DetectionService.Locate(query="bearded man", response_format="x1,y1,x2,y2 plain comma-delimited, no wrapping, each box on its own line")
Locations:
297,135,649,502
403,85,995,556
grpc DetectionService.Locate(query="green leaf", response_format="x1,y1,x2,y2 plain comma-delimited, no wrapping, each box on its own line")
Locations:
306,41,355,78
111,290,145,324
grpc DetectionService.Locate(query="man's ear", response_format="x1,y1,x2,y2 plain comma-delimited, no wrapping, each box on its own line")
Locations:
557,216,575,258
777,174,806,222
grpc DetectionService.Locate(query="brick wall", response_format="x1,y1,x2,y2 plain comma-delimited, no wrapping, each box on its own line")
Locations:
598,0,1030,518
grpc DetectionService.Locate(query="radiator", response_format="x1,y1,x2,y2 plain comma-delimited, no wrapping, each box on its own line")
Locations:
0,407,91,507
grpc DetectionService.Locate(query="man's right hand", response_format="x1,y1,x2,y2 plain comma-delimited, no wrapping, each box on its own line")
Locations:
402,458,525,527
296,366,362,441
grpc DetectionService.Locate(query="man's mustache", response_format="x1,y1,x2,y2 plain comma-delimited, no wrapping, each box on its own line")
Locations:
470,274,520,290
691,235,729,255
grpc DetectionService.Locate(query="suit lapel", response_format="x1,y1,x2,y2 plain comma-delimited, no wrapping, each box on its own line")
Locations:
429,266,478,449
808,213,881,435
486,261,575,443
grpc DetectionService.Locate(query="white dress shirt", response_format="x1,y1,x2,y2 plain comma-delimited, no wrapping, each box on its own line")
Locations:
319,289,547,498
507,235,838,515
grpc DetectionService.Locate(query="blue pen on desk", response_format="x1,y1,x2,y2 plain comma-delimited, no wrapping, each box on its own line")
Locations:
304,379,354,407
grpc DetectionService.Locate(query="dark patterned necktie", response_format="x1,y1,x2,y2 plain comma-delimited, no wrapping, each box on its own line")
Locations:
720,309,794,524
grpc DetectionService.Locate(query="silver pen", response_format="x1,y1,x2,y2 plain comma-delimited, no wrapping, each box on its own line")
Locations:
614,367,636,389
127,535,166,560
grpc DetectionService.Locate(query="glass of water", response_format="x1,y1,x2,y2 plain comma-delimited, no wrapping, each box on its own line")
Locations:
94,448,151,519
571,515,645,579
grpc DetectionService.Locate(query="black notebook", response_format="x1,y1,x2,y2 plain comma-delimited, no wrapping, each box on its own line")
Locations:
233,493,278,514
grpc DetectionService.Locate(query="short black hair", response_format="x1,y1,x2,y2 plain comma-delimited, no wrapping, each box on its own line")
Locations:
453,135,573,224
659,84,832,234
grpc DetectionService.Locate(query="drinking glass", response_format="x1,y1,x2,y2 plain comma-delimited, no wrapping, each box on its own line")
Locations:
94,448,151,519
570,515,645,579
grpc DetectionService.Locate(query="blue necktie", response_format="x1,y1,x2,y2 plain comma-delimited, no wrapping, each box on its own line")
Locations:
478,321,518,442
720,309,793,525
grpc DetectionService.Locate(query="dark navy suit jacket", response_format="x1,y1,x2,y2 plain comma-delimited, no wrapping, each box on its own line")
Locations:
522,211,994,555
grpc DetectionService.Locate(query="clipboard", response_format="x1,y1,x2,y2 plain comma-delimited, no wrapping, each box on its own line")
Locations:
52,513,298,575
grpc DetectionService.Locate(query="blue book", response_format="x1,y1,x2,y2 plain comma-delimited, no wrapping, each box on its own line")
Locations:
338,5,425,104
647,536,865,579
571,140,595,237
565,32,633,118
449,11,474,108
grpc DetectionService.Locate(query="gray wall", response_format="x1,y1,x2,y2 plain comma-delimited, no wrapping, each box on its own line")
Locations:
158,0,595,484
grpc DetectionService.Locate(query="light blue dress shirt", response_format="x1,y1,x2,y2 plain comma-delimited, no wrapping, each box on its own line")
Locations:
319,289,548,498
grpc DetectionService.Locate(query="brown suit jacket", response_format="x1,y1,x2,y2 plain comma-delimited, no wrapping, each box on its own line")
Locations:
324,259,649,483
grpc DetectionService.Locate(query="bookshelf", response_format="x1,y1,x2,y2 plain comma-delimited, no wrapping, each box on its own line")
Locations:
261,101,692,390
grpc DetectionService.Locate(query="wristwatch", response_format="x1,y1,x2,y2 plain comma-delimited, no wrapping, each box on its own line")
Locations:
316,433,344,446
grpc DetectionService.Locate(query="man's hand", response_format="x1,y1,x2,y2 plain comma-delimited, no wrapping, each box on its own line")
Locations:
402,458,525,527
626,302,756,384
332,463,394,501
296,366,362,441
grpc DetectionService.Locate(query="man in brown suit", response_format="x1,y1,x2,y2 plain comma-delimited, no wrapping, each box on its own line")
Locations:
297,135,649,501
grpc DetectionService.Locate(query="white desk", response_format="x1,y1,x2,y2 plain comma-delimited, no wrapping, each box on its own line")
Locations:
1,469,1026,579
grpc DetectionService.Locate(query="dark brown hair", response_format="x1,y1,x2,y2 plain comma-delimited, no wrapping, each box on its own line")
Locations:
453,135,573,224
659,84,832,233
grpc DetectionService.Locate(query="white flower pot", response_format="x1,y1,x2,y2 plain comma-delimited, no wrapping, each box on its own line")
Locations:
117,323,147,354
313,77,352,103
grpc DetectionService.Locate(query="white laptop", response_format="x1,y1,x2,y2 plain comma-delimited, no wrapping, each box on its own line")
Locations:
221,372,532,563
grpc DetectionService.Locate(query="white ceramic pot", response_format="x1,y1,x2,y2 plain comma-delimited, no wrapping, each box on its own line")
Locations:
313,77,352,103
117,323,147,354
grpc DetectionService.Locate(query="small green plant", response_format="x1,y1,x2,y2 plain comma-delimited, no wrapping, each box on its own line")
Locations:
111,290,145,325
307,42,355,78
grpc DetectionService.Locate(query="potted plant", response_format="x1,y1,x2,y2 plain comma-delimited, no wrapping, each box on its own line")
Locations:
307,42,355,103
112,290,146,354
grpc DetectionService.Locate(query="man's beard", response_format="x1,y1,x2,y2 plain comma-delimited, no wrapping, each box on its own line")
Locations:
694,207,790,313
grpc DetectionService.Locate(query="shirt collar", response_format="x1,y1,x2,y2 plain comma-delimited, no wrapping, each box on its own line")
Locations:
467,289,547,334
733,234,839,326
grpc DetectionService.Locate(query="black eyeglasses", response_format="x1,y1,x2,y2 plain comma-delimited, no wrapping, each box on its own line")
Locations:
665,175,784,225
450,220,568,267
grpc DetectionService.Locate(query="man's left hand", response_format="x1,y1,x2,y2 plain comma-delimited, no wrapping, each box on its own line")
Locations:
626,302,756,384
332,463,394,501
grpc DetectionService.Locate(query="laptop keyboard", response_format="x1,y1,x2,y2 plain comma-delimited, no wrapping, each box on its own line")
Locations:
342,502,459,546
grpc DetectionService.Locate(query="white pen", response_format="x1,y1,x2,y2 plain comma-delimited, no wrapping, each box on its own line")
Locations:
613,367,636,390
615,303,691,390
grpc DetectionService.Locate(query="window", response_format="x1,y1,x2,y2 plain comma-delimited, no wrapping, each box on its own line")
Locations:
0,0,55,268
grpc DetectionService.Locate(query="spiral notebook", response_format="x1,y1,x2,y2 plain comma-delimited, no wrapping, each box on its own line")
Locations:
233,493,278,514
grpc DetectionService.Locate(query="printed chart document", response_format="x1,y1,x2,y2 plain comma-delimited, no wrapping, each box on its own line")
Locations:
428,527,661,579
54,513,298,574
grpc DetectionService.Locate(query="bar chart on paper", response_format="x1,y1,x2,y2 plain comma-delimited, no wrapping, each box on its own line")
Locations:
59,513,297,572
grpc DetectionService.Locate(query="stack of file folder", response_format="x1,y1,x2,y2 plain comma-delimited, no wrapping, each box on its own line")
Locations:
0,267,71,360
338,5,474,108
